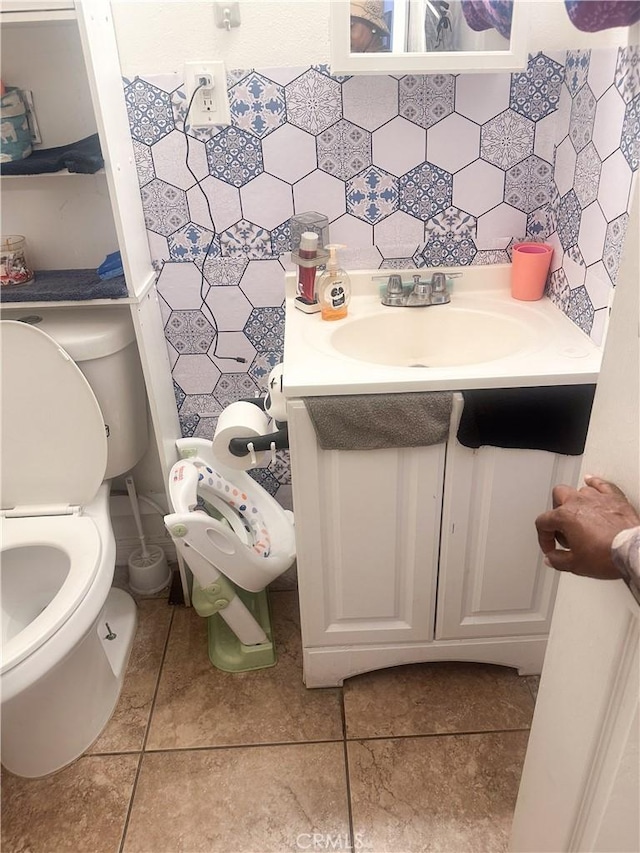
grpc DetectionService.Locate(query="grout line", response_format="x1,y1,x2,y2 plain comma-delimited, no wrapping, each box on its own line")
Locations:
118,603,176,853
344,726,533,744
340,692,356,851
139,738,347,755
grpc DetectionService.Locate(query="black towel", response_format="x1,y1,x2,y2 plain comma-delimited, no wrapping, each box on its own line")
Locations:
458,385,596,456
0,134,103,176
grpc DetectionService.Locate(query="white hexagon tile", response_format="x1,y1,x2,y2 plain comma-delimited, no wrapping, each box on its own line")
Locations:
122,50,639,498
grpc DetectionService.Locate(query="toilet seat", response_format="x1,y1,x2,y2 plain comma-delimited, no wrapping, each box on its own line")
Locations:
0,514,101,675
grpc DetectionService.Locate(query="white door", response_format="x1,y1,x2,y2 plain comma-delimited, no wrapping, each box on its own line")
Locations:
510,186,639,851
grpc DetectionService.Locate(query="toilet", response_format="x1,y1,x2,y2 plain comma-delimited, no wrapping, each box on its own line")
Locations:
0,310,148,778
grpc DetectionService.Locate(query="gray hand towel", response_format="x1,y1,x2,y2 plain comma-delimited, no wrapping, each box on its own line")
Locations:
304,392,454,451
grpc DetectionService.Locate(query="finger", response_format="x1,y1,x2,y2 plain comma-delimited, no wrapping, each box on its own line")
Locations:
552,484,577,508
543,549,575,572
583,476,627,498
535,511,563,553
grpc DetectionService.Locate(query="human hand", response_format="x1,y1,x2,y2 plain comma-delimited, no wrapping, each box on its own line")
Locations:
535,476,640,580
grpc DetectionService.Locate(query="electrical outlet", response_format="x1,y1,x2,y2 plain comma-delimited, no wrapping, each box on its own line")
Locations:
184,60,231,128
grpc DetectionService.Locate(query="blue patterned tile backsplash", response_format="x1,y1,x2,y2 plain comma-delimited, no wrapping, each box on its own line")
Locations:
124,47,639,499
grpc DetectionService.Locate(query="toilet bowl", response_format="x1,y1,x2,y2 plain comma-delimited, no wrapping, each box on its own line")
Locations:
0,316,144,777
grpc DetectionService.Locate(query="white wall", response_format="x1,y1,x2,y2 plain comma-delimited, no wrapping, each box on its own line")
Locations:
112,0,630,75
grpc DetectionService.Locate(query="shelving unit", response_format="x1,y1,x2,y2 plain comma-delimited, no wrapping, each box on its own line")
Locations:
1,1,183,591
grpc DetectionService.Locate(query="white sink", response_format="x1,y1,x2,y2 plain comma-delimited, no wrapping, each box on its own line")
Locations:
283,265,602,396
330,304,539,368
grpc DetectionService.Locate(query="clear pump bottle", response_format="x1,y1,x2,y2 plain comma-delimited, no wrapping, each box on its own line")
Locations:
317,245,351,321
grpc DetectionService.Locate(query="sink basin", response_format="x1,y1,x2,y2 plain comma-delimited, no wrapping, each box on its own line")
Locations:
330,305,539,368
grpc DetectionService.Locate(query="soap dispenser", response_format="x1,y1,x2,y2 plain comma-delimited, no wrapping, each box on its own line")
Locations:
317,245,351,321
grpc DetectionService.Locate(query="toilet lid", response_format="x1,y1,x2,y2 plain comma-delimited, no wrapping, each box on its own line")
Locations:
1,321,107,510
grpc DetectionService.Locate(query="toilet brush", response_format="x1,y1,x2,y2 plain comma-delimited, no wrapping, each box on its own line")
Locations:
125,476,171,594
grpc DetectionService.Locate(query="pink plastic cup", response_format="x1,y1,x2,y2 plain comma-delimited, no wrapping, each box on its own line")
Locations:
510,242,553,301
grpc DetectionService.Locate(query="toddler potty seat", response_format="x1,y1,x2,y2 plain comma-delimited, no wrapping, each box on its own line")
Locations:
165,437,296,671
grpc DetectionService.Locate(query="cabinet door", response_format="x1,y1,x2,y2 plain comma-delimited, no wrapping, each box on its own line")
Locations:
436,438,582,640
288,399,445,647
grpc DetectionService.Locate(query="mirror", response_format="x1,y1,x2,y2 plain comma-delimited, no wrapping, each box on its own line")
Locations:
330,0,529,74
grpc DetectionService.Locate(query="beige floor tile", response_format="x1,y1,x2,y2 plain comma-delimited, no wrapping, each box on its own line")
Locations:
146,591,343,750
1,754,139,853
88,599,173,754
348,731,529,853
344,662,534,739
123,742,350,853
525,675,540,701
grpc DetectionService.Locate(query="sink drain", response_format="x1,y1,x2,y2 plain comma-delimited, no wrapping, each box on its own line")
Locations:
408,363,430,368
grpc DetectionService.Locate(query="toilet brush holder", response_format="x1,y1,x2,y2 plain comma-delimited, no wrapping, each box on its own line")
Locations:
128,545,171,595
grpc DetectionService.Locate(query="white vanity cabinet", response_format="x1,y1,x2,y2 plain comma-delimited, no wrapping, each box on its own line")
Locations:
288,394,582,688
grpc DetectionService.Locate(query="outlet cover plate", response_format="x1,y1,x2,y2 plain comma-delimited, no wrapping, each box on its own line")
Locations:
184,60,231,128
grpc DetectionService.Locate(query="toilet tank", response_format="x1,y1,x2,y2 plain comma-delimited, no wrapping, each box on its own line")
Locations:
2,307,148,479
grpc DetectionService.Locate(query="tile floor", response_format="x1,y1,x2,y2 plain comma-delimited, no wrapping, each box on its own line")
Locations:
1,584,539,853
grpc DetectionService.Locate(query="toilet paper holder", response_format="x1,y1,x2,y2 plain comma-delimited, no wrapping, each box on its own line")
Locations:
226,398,289,464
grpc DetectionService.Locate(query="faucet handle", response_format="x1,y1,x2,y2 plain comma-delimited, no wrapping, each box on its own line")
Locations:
386,274,404,295
430,272,447,293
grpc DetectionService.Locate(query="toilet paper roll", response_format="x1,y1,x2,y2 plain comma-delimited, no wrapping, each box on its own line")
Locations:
212,401,271,470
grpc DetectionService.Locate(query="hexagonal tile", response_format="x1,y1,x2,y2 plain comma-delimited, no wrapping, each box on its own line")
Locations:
125,78,174,145
554,137,578,198
526,203,555,242
179,393,223,419
547,268,570,312
156,261,205,310
533,112,557,165
578,202,607,266
592,86,626,160
147,232,170,268
427,114,480,174
603,213,629,285
505,155,553,213
205,126,264,187
248,466,280,496
132,140,155,187
285,69,341,135
213,372,260,406
567,285,595,336
141,178,190,236
452,160,504,217
471,249,511,265
168,223,218,266
563,250,586,289
614,45,640,105
481,110,534,170
372,117,426,177
557,189,582,250
455,72,510,124
328,214,374,250
186,176,241,233
510,53,564,122
220,219,272,259
240,174,293,231
554,83,573,143
229,71,286,138
476,203,527,249
243,306,286,351
262,124,317,183
173,353,221,395
415,235,477,267
620,93,640,171
374,210,425,258
203,256,248,287
293,170,346,223
573,143,602,209
346,166,399,224
342,75,398,131
598,149,633,222
317,119,371,181
270,221,291,257
585,262,613,311
151,130,208,190
399,162,453,221
204,284,253,330
208,333,257,374
240,259,286,307
564,50,590,97
587,48,619,99
249,350,283,389
569,84,597,153
399,74,455,129
425,205,476,238
165,309,215,354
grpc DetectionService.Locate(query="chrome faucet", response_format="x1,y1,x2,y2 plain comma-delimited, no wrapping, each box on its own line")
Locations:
379,272,459,307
